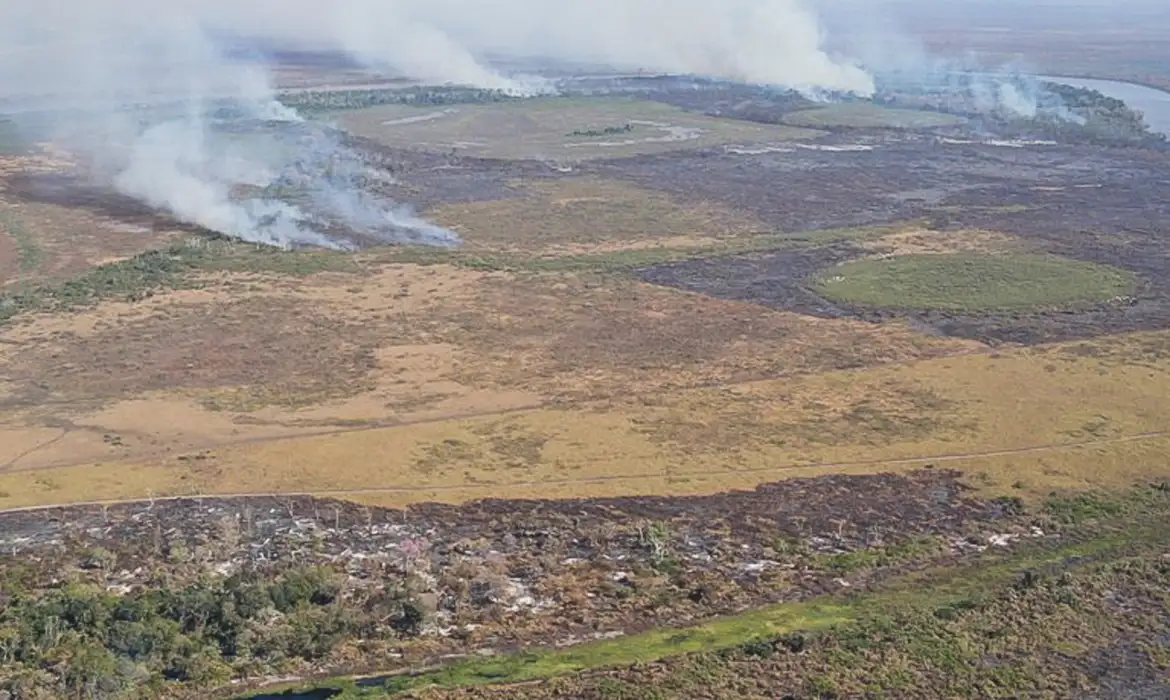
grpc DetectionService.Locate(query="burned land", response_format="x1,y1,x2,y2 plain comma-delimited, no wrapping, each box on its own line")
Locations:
2,75,1170,699
0,470,1097,697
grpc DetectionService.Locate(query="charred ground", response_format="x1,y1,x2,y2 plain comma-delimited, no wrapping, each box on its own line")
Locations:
1,74,1170,699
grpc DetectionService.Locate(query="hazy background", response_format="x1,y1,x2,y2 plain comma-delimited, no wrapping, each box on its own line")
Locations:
1,0,1167,247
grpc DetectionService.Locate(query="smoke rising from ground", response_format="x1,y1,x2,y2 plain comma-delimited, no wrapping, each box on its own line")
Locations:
210,0,875,96
0,1,1112,248
0,4,467,249
0,1,877,248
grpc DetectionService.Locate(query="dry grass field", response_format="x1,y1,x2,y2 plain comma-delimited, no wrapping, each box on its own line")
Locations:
1,107,1169,515
336,97,823,160
0,154,185,289
2,217,1170,511
4,86,1170,700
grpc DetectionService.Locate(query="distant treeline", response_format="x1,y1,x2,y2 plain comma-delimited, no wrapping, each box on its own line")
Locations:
1014,82,1164,146
568,123,634,137
278,86,520,114
877,81,1164,146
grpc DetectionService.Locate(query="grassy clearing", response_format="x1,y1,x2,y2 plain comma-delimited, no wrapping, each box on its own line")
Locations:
244,487,1170,699
783,103,966,129
813,252,1138,312
336,97,822,160
0,208,42,274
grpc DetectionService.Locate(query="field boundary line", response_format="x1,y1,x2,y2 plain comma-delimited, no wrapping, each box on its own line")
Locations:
2,428,1169,516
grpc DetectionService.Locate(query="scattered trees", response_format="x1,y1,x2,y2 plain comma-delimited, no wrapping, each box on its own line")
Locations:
0,565,425,699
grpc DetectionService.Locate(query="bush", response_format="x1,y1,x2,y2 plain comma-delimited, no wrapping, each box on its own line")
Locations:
268,567,340,613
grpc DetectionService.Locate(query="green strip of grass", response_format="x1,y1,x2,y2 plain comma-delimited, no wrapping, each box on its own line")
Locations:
0,223,891,324
0,237,361,323
0,209,43,273
243,488,1169,699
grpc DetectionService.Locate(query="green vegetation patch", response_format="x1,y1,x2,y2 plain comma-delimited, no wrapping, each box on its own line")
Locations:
336,97,823,160
0,236,360,323
0,208,43,274
812,252,1138,312
783,103,966,129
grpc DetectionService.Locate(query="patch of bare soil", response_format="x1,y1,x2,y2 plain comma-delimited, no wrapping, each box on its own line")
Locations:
0,470,1031,673
3,295,382,406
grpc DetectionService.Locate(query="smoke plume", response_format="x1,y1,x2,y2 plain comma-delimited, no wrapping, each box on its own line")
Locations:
0,0,878,248
209,0,874,96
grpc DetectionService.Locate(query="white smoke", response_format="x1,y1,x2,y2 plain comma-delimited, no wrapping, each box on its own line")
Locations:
0,1,876,248
0,2,466,249
143,0,874,96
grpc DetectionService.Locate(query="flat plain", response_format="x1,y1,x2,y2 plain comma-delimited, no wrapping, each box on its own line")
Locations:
2,78,1170,699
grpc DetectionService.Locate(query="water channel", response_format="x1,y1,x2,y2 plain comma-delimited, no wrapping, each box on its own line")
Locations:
1038,74,1170,136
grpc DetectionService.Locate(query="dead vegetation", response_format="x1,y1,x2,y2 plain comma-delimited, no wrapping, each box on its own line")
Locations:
0,469,1037,698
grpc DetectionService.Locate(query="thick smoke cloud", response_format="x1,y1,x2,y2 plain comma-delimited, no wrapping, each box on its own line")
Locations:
0,0,873,248
210,0,874,96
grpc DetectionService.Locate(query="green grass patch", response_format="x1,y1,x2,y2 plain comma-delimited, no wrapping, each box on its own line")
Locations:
814,536,946,575
0,236,360,323
336,97,823,161
812,252,1138,312
0,209,43,274
783,103,966,129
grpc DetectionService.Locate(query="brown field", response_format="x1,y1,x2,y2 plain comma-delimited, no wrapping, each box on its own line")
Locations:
4,83,1170,700
1,99,1169,515
336,97,822,161
0,154,183,288
429,177,769,253
2,275,1170,509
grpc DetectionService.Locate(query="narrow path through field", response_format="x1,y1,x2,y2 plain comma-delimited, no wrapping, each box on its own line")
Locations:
2,428,1168,516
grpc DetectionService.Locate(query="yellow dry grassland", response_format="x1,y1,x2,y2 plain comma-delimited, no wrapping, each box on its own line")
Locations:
2,329,1169,510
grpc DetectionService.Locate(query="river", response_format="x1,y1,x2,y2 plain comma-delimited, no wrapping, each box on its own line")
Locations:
1037,74,1170,136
